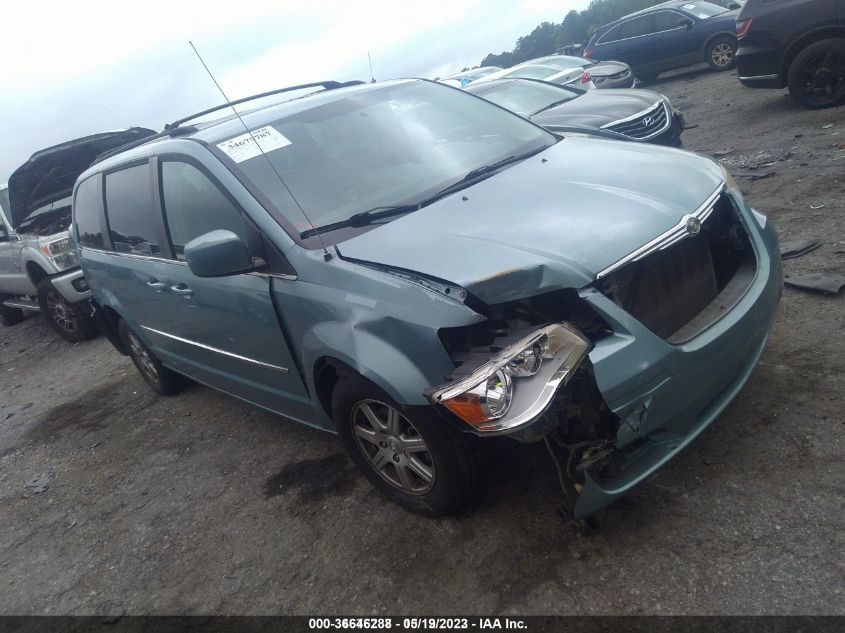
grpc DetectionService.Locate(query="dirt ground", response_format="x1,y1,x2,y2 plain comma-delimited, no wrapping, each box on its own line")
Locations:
1,66,843,616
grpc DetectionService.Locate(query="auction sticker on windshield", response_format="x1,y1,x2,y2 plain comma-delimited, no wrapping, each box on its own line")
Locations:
217,126,292,163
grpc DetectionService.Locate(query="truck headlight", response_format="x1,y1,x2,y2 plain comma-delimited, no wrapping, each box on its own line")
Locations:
39,236,78,270
428,323,590,434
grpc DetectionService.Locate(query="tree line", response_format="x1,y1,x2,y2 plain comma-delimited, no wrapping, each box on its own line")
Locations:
477,0,665,69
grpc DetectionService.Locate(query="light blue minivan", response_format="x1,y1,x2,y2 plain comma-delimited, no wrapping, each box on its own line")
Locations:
74,79,781,520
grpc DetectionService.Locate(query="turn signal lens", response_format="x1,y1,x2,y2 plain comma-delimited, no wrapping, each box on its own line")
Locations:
583,49,593,58
442,369,513,425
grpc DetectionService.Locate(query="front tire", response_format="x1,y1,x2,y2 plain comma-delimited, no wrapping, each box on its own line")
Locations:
118,320,188,395
786,39,845,109
332,377,483,516
36,279,97,343
707,37,737,71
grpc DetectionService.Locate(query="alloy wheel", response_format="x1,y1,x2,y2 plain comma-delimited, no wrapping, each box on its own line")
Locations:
127,331,159,383
795,49,845,103
711,43,734,68
45,290,78,334
351,399,436,495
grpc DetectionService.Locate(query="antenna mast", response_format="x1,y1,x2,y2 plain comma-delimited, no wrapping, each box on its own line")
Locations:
188,41,332,260
368,52,376,83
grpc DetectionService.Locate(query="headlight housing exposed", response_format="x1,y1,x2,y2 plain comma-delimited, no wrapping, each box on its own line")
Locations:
428,323,590,434
39,235,78,270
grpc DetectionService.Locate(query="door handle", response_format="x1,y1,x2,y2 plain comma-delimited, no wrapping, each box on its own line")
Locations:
147,279,167,292
170,284,193,297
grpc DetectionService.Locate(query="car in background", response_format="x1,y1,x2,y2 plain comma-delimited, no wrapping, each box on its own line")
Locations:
0,128,155,340
440,66,502,87
473,63,595,90
73,79,780,521
465,78,684,146
583,1,741,82
526,54,637,89
736,0,845,109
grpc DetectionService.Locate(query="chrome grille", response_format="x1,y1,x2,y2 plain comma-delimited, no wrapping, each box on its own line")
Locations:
603,102,668,139
608,69,630,80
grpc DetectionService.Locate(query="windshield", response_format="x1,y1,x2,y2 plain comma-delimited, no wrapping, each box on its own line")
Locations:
233,81,555,242
504,65,560,80
679,2,729,18
471,81,579,117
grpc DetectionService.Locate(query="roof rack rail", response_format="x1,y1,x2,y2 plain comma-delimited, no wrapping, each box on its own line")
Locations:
91,126,197,166
163,80,363,130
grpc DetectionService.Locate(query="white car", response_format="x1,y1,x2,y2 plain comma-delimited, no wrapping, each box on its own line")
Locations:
472,63,595,90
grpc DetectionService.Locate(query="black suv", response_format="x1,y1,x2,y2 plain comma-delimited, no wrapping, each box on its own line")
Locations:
736,0,845,108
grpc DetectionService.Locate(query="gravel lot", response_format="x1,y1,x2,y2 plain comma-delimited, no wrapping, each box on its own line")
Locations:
1,67,843,616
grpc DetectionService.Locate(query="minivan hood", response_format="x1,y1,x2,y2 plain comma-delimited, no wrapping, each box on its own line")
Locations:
532,89,666,129
336,138,724,304
7,127,156,229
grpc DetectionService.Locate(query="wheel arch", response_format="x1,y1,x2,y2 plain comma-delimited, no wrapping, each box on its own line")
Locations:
702,30,738,57
306,323,452,424
25,260,50,287
779,26,845,79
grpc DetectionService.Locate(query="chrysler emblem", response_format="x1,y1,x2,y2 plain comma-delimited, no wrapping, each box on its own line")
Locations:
643,115,655,127
686,217,702,235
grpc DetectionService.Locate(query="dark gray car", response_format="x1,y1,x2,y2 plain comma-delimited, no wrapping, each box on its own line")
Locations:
529,54,637,88
466,78,684,146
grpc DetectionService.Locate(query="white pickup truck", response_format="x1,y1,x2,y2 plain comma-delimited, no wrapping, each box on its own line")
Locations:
0,129,154,342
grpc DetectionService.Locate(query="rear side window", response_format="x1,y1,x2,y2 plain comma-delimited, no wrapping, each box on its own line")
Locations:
598,24,623,44
618,15,654,39
104,164,162,256
160,161,248,260
74,176,104,249
653,11,689,32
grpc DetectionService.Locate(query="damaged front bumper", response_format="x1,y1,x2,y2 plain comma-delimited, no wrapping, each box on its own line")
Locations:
49,267,92,303
571,209,782,518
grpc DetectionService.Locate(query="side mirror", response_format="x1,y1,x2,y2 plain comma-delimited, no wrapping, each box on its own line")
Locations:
0,225,8,242
680,18,693,29
184,229,254,278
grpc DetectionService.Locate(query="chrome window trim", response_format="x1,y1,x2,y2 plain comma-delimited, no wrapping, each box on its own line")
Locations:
140,326,290,373
600,101,671,140
596,184,725,279
79,246,186,265
247,271,298,281
80,247,294,277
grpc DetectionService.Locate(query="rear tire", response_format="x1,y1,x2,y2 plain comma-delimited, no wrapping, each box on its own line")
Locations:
332,377,484,516
36,279,97,343
118,320,188,396
786,39,845,109
706,36,737,71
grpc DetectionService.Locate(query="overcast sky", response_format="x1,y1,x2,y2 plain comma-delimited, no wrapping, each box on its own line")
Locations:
0,0,591,181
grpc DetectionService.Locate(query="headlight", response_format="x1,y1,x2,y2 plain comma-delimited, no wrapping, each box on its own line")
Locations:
39,236,78,270
428,323,590,434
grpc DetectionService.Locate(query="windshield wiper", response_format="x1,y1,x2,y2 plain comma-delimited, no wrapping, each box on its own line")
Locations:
299,147,547,239
300,204,418,239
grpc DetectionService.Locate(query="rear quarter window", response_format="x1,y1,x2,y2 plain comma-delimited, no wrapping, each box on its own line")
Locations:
74,176,105,249
104,164,163,257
